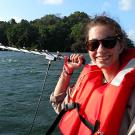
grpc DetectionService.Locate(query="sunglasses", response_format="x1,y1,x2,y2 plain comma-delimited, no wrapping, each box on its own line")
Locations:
86,36,119,51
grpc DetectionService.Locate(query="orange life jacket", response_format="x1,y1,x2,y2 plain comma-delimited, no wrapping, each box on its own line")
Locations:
59,49,135,135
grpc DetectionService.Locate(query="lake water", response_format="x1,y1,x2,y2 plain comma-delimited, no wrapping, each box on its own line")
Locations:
0,51,89,135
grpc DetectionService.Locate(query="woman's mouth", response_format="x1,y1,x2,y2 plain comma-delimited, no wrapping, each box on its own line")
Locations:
96,55,111,61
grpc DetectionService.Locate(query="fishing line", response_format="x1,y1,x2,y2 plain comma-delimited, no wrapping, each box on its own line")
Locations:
0,44,63,135
27,60,52,135
0,44,68,135
0,43,86,135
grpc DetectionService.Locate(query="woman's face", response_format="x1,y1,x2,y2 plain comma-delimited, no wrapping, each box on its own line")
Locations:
87,25,123,70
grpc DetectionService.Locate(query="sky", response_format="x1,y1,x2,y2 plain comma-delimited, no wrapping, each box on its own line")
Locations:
0,0,135,42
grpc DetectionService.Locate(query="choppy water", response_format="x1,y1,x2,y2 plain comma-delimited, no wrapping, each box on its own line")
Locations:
0,51,89,135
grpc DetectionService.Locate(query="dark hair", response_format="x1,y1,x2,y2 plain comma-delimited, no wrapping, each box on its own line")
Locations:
84,15,127,48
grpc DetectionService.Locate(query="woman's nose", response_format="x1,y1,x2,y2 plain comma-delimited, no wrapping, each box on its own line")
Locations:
97,42,105,52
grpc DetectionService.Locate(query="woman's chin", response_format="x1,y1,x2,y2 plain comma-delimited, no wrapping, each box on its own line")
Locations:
96,63,110,69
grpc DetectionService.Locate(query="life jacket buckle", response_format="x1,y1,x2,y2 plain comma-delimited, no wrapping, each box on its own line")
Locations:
64,103,80,111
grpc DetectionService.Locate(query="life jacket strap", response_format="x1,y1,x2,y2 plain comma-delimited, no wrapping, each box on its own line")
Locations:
45,109,66,135
45,102,100,135
79,115,100,135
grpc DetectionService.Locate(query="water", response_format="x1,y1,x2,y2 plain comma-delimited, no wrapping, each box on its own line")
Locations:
0,51,89,135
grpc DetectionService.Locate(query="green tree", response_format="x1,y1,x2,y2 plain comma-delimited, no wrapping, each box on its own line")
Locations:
70,22,84,41
0,21,8,44
1,11,134,52
6,19,38,49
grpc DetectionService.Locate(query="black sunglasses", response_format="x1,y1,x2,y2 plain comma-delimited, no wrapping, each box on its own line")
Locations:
86,36,119,51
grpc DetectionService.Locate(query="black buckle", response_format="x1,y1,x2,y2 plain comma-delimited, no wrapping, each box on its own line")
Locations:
64,103,80,111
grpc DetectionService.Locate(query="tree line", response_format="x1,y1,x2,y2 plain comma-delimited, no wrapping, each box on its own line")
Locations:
0,11,134,52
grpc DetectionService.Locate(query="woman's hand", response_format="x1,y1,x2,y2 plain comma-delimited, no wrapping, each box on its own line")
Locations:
64,54,84,74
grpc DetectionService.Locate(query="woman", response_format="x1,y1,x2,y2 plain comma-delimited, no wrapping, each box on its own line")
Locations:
49,15,135,135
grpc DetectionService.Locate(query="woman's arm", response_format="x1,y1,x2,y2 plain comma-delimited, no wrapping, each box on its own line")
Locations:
50,54,84,113
50,70,72,114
